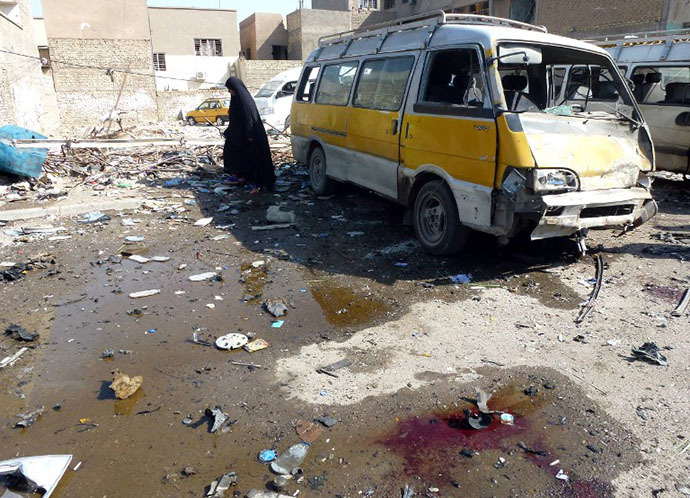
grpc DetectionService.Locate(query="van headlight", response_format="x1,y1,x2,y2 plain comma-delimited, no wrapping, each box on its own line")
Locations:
531,169,579,193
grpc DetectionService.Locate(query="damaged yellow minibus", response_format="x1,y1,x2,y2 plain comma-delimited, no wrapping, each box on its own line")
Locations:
290,12,658,255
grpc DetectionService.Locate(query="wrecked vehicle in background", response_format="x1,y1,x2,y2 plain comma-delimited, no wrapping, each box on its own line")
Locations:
290,12,658,255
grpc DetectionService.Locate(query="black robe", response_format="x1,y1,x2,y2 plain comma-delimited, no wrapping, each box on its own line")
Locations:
223,77,276,189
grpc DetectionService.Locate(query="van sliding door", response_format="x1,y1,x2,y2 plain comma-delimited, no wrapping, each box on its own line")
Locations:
346,55,416,198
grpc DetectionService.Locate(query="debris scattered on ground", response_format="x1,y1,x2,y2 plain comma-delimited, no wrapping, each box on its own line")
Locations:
517,441,548,456
315,415,338,427
0,347,29,369
450,273,472,284
266,206,296,224
129,289,160,299
631,342,668,366
189,272,218,282
100,349,114,359
192,332,214,347
263,298,288,317
465,409,492,430
244,339,269,352
671,288,690,317
245,489,291,498
475,387,491,413
5,324,39,342
204,406,229,433
317,359,352,377
555,469,569,481
215,333,248,350
258,449,276,463
0,454,72,498
15,406,45,428
575,254,603,323
270,442,310,475
194,217,213,227
109,369,143,399
205,471,237,497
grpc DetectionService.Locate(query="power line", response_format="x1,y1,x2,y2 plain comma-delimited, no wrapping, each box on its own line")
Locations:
0,47,231,87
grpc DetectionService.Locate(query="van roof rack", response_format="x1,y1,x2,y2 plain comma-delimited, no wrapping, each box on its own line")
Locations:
318,10,547,46
585,28,690,44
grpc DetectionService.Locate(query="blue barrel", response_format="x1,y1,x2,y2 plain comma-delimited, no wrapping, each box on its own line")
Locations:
0,125,48,178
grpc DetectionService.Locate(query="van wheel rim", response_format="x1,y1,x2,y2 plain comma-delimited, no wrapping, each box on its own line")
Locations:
419,192,446,244
311,156,324,187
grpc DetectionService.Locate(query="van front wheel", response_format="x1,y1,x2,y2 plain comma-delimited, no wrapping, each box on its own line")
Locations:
309,147,335,195
413,180,468,255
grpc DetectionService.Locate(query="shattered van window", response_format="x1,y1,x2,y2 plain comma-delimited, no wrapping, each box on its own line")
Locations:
421,49,488,108
354,57,414,111
315,62,358,106
296,66,320,102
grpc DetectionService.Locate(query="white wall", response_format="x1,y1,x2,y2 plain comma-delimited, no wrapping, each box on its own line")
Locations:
155,55,238,91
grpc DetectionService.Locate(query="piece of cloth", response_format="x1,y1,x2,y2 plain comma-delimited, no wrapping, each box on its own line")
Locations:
223,77,276,189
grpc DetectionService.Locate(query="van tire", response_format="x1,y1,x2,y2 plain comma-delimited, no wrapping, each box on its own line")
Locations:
284,115,290,132
187,117,195,126
309,147,336,195
413,180,468,255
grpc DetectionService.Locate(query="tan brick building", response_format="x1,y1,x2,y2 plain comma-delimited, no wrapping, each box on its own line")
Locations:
240,13,288,60
41,0,158,129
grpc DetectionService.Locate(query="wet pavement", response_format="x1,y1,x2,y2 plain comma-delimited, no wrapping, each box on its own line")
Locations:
0,160,688,497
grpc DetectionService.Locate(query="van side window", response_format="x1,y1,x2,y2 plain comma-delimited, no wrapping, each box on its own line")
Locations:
296,66,320,102
420,49,488,109
315,62,358,106
631,66,690,105
354,57,415,111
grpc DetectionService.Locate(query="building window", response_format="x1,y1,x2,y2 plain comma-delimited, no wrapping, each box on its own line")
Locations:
451,2,489,15
384,0,395,9
272,45,288,60
153,53,167,71
359,0,378,9
194,38,223,57
509,0,536,23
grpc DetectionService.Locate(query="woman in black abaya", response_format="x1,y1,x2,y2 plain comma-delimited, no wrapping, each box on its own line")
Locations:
223,77,276,191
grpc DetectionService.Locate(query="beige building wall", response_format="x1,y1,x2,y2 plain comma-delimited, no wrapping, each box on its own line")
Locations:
666,0,690,29
287,9,355,60
240,13,288,60
42,0,150,39
42,0,157,129
0,0,59,134
148,7,239,57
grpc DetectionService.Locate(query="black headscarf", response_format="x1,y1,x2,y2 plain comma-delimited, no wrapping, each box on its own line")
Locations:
223,77,275,189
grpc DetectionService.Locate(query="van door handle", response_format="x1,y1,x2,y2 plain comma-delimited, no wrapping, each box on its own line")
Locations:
405,122,410,138
391,119,399,135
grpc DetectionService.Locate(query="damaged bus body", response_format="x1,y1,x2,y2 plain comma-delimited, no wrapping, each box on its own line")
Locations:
290,12,658,255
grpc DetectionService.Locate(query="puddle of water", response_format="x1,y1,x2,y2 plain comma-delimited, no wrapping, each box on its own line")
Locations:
506,271,580,310
309,282,390,326
239,262,268,300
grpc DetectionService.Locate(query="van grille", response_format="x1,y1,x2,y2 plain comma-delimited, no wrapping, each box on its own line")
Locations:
580,205,635,218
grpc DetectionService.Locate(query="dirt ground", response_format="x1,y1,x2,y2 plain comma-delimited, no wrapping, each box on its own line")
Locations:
0,127,689,498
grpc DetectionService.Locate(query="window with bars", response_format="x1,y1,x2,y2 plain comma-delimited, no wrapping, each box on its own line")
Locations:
359,0,378,8
194,38,223,57
153,53,166,71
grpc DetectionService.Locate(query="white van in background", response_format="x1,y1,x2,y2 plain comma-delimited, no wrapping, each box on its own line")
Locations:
594,30,690,176
253,68,302,132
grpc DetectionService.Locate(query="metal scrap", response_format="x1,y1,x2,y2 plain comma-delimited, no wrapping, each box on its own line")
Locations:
631,342,668,366
575,254,603,323
671,288,690,317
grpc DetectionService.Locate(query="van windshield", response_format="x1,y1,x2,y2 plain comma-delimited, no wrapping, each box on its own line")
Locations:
497,43,640,124
255,80,283,98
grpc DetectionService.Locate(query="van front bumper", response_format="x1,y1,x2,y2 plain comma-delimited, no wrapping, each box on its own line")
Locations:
530,187,657,240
